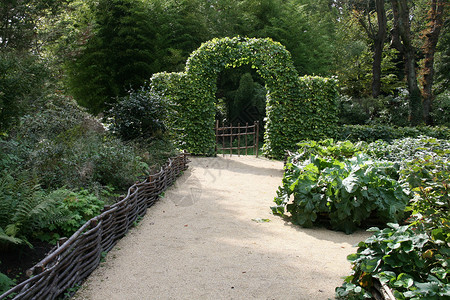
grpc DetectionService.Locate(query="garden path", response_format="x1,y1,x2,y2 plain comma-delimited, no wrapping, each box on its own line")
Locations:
73,156,371,300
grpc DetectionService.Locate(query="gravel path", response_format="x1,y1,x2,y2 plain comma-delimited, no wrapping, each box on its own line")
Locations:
73,156,370,300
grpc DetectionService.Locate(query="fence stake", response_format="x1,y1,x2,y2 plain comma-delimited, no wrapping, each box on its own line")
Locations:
230,123,232,157
215,120,219,156
245,122,248,155
222,123,225,157
237,123,240,156
255,121,259,158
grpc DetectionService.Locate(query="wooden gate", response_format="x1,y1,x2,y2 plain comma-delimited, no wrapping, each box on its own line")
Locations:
215,120,259,157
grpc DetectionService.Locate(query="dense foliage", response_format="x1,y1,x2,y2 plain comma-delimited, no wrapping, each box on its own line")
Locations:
108,86,168,141
336,224,449,299
64,0,158,114
0,0,448,296
326,136,448,299
0,92,178,291
273,136,449,297
338,125,450,143
150,37,339,159
272,140,409,234
0,51,49,133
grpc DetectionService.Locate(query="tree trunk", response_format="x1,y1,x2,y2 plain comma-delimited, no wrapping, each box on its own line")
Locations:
390,0,423,125
372,0,387,98
420,0,446,125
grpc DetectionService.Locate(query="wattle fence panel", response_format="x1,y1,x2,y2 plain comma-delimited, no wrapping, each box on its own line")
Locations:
0,153,189,300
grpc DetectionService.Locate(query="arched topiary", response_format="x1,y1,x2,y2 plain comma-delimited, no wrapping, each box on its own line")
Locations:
151,37,339,159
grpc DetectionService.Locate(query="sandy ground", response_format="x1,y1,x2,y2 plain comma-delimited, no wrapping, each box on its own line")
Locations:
73,156,371,300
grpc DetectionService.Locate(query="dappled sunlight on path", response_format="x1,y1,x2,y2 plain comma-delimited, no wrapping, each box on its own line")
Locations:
73,156,371,300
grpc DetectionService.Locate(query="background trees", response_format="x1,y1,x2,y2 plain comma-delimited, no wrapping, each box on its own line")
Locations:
64,0,159,114
0,0,448,127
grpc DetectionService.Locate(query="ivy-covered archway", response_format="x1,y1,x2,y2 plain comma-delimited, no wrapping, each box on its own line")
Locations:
151,37,339,159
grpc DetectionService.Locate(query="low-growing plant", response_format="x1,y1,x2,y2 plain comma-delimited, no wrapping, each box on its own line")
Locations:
336,223,450,299
0,270,15,296
294,139,366,161
272,151,409,234
365,137,450,162
335,136,449,299
402,155,449,242
0,172,68,249
339,125,450,143
41,189,106,241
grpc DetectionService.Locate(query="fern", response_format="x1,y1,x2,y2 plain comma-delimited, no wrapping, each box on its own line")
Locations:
0,172,16,228
0,227,23,245
0,172,69,248
0,271,15,295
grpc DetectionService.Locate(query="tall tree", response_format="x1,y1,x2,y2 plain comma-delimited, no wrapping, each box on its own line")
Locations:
390,0,423,125
348,0,388,97
65,0,158,114
419,0,447,124
372,0,388,97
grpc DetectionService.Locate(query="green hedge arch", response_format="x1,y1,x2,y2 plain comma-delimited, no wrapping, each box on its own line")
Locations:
150,37,339,159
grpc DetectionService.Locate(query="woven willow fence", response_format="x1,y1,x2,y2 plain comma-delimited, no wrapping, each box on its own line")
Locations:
0,153,189,300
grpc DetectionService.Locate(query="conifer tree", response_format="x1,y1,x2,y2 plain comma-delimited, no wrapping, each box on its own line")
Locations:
65,0,158,114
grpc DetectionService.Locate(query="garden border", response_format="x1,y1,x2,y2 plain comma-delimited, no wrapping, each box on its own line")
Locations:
0,153,189,300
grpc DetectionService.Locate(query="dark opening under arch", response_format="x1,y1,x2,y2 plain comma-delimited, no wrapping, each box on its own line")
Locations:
151,37,339,159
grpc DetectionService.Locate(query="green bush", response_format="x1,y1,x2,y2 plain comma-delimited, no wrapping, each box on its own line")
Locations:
40,189,106,242
337,91,409,127
275,137,449,235
0,271,15,296
108,86,168,141
431,91,450,127
339,125,450,143
272,140,409,234
8,95,151,191
402,155,449,239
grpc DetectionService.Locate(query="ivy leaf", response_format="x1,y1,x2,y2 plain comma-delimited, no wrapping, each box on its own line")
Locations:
393,273,414,288
360,257,381,273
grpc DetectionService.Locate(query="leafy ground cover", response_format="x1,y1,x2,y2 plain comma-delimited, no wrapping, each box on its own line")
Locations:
272,137,449,298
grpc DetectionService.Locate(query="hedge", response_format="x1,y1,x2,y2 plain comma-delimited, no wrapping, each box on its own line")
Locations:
149,37,339,159
338,124,450,143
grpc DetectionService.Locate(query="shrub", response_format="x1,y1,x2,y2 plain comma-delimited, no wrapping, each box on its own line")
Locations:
337,92,410,127
402,155,449,238
339,125,450,142
0,271,15,296
8,94,152,191
91,137,149,189
275,137,449,234
108,86,168,141
272,140,409,234
40,189,106,242
431,91,450,127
